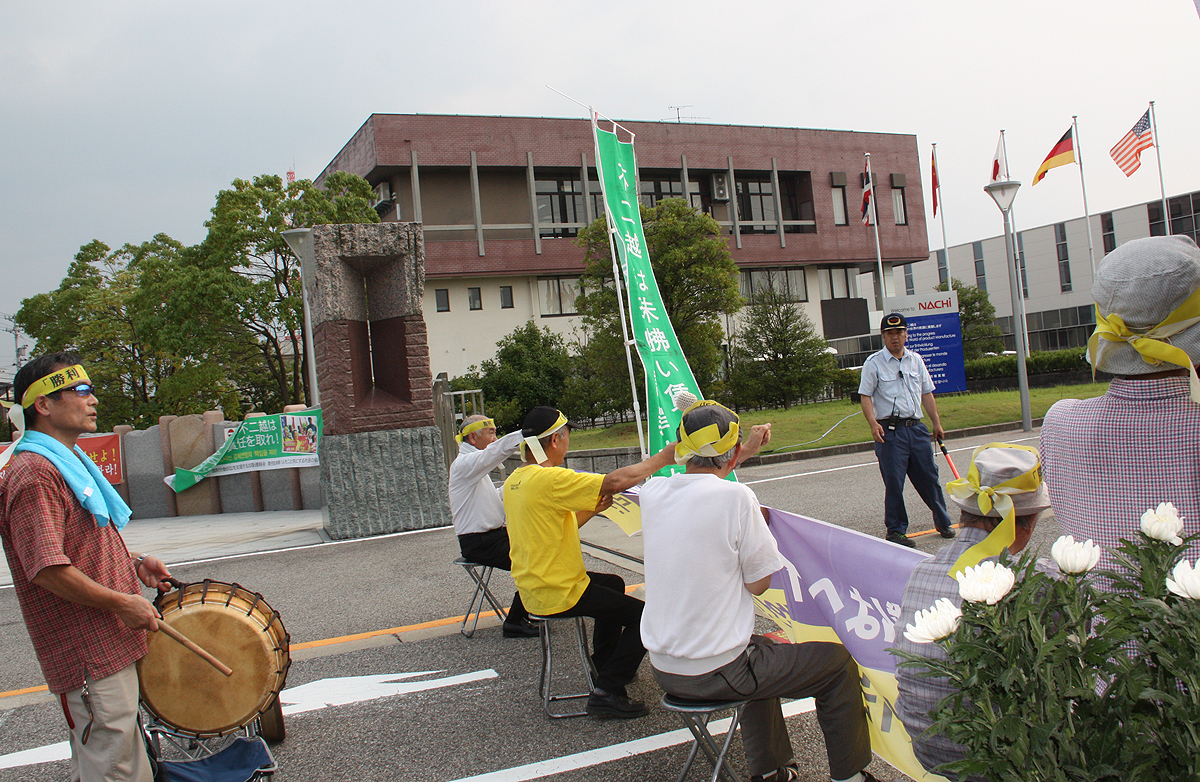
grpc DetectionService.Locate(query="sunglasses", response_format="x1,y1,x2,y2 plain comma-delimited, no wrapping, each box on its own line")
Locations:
49,383,96,399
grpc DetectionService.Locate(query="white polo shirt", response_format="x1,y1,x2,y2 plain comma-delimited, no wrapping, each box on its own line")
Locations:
448,429,524,536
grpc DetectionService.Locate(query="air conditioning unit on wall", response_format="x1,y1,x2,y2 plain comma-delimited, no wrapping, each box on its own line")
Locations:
710,173,730,202
372,182,392,208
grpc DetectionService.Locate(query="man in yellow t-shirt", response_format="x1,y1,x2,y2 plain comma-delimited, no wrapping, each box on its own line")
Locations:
504,406,674,719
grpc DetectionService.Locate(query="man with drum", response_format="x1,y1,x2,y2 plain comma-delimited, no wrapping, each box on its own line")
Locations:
503,406,676,719
449,414,538,637
0,352,171,782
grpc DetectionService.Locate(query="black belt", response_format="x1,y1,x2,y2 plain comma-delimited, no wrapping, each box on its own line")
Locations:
881,417,921,428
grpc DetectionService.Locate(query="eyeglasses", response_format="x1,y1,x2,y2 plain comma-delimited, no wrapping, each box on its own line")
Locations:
48,383,96,399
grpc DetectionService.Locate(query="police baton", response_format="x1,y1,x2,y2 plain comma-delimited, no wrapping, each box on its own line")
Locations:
937,437,961,480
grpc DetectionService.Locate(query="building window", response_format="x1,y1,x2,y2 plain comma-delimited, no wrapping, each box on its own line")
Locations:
1148,201,1167,237
1101,212,1116,254
639,173,700,208
736,173,815,235
818,267,854,300
538,276,581,316
904,264,915,295
435,289,450,312
972,241,987,293
831,185,848,225
499,285,514,309
735,177,776,234
936,249,948,287
1168,191,1200,245
1016,232,1028,299
468,287,482,311
891,187,907,225
739,267,808,302
1055,223,1072,292
536,176,586,238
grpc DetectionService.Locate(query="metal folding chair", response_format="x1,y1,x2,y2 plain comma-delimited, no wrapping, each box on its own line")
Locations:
660,694,749,782
526,614,596,718
143,721,277,782
454,557,509,637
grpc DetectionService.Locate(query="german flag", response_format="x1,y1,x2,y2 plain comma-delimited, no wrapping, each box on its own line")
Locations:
1032,128,1075,185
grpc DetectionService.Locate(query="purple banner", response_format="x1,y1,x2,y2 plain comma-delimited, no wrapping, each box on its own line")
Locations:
761,507,927,672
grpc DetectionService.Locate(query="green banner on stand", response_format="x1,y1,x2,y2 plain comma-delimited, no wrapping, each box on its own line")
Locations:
167,409,322,492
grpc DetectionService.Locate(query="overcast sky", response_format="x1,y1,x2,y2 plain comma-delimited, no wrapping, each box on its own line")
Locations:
2,0,1197,375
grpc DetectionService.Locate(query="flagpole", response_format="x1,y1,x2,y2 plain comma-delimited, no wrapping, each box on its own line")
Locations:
591,111,648,457
1000,130,1030,355
933,143,951,285
1149,100,1169,230
866,153,886,310
1072,116,1097,272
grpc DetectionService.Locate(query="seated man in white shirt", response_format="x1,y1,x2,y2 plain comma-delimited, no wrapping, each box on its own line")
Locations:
448,415,537,637
640,401,878,782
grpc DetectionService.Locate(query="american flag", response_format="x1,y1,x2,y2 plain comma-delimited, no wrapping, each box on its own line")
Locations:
860,159,873,225
1109,110,1154,177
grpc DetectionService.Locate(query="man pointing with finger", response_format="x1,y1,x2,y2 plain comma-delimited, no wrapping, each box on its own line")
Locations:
0,352,170,782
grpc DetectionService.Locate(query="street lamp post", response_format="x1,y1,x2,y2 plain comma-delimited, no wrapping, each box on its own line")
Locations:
281,227,320,409
983,179,1032,432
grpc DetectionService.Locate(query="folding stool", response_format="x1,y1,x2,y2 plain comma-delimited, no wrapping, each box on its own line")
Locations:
526,614,596,718
453,557,508,637
660,694,749,782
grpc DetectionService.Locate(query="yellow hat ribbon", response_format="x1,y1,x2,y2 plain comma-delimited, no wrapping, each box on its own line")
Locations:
674,400,740,464
20,364,90,409
520,411,567,465
1087,285,1200,403
947,442,1043,578
456,418,495,444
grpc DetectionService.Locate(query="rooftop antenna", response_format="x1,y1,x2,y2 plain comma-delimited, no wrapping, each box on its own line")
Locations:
662,105,707,123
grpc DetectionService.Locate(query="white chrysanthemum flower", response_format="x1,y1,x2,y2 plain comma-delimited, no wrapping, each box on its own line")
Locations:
1140,502,1185,546
1166,559,1200,600
1051,535,1102,574
903,598,963,643
956,560,1016,605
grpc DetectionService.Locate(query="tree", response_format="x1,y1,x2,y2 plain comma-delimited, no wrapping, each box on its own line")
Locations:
187,172,380,411
453,322,570,432
726,279,836,409
574,198,743,412
935,278,1005,360
15,236,247,429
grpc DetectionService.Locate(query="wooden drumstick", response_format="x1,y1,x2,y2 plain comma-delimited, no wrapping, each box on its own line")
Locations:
157,622,234,677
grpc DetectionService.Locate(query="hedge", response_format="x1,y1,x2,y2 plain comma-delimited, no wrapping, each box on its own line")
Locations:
963,347,1089,380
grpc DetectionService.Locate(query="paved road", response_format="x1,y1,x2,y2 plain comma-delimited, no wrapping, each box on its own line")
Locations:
0,426,1054,782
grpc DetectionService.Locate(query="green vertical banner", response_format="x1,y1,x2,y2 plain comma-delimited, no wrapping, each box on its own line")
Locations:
593,122,701,470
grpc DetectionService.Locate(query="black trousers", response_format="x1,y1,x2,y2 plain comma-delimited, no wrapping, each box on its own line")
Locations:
457,528,528,624
543,571,645,697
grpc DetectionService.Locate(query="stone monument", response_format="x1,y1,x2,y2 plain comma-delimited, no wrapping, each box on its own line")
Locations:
301,223,451,539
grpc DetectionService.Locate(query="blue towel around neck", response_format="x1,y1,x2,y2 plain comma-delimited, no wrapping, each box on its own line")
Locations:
14,430,132,530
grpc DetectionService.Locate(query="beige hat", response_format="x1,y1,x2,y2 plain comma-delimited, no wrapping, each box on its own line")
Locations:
947,443,1050,518
1091,235,1200,376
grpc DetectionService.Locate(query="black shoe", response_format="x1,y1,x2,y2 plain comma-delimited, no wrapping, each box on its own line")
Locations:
585,691,649,719
938,525,957,539
886,531,916,548
749,764,798,782
502,619,540,638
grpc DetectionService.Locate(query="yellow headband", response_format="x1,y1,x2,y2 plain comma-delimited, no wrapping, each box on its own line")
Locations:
947,443,1043,578
456,418,495,444
1088,285,1200,403
21,365,90,409
521,411,568,464
674,400,740,464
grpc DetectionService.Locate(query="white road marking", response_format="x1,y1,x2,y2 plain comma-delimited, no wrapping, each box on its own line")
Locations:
0,670,498,770
447,699,816,782
742,434,1039,486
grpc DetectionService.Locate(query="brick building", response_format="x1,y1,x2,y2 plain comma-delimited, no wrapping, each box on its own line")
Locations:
318,114,930,378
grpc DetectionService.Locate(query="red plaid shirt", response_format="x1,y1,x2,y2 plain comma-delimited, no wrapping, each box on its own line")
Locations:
0,452,146,694
1041,376,1200,576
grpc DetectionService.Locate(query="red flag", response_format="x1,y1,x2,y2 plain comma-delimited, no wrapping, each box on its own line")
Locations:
931,149,940,217
1109,110,1153,177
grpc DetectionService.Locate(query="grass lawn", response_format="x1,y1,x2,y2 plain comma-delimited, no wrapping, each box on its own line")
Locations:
568,381,1111,454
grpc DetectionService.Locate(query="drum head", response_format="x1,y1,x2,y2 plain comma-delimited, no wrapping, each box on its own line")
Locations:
139,584,288,737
